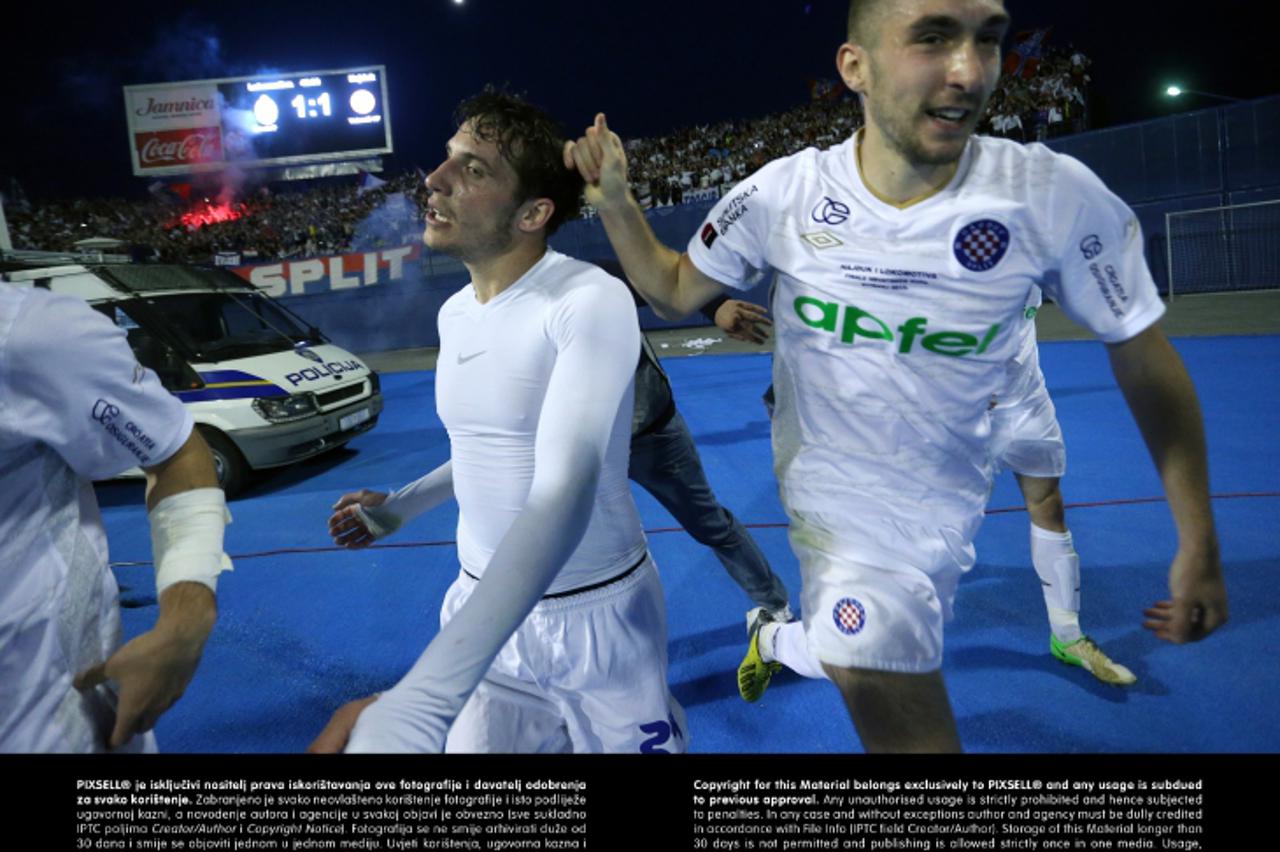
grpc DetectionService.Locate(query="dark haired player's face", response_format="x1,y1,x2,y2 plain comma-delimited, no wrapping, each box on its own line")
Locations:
860,0,1008,166
422,121,524,262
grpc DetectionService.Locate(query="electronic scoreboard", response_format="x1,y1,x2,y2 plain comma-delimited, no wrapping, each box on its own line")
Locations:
124,66,393,177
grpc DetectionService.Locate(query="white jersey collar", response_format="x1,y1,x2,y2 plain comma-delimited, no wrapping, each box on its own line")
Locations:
837,128,977,218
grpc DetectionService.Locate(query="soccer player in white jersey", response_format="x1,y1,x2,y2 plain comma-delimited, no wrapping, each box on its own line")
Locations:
748,287,1137,686
566,0,1227,752
310,89,686,754
747,291,1138,694
0,283,230,752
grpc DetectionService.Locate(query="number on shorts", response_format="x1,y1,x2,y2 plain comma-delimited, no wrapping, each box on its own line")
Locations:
638,711,684,753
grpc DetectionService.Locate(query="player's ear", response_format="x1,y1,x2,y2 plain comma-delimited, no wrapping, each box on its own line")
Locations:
837,42,867,95
517,198,554,234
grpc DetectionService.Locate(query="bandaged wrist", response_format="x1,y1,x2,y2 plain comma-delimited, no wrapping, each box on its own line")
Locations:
150,487,234,595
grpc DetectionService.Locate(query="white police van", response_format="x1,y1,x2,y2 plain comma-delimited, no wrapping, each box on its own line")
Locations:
2,258,383,496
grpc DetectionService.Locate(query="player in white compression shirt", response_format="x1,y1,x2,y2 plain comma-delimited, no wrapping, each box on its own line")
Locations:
567,0,1227,752
0,283,230,752
312,90,686,754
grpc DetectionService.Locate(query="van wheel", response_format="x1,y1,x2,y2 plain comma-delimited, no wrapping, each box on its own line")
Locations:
198,427,249,498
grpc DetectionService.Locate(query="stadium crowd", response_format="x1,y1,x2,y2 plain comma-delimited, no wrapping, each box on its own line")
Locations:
4,46,1090,264
622,98,865,208
4,174,426,264
983,44,1091,141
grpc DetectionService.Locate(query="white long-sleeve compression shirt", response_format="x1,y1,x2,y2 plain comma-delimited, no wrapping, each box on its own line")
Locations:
345,250,646,752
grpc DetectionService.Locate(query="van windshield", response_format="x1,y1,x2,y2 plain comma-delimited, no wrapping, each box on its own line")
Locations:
133,292,317,361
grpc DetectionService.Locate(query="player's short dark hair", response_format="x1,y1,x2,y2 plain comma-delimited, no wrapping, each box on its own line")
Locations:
846,0,886,44
453,86,583,236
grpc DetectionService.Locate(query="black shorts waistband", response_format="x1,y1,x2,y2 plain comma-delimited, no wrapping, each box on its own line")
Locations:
462,552,649,600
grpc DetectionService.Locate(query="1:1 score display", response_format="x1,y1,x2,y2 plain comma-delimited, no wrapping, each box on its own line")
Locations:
290,92,331,118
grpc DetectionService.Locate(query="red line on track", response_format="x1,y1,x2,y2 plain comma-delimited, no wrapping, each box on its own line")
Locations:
109,490,1279,568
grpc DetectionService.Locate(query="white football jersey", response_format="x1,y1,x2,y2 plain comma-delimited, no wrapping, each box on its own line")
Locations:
689,133,1164,528
0,284,191,750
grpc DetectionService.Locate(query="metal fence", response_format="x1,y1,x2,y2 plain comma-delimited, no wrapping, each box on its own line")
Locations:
1165,199,1280,298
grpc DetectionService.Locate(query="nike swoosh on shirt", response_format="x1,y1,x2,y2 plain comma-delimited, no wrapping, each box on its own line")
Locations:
457,351,486,365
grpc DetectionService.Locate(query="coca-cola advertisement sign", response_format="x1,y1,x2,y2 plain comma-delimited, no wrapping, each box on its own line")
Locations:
134,127,224,170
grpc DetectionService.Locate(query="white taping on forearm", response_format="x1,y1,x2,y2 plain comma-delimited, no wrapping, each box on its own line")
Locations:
353,503,401,539
150,487,233,594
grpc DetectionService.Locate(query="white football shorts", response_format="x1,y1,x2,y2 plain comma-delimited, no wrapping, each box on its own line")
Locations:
990,353,1067,479
789,508,982,673
441,555,687,754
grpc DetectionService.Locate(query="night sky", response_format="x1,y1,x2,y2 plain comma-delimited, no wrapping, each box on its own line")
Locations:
2,0,1273,201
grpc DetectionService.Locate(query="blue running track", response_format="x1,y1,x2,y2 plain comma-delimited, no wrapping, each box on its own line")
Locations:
99,335,1280,753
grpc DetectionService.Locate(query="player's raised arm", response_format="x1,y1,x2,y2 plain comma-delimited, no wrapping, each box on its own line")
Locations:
1107,326,1228,644
564,113,726,319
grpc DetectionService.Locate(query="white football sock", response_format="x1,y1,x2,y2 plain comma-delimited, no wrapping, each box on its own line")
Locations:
1031,523,1083,643
764,621,830,680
